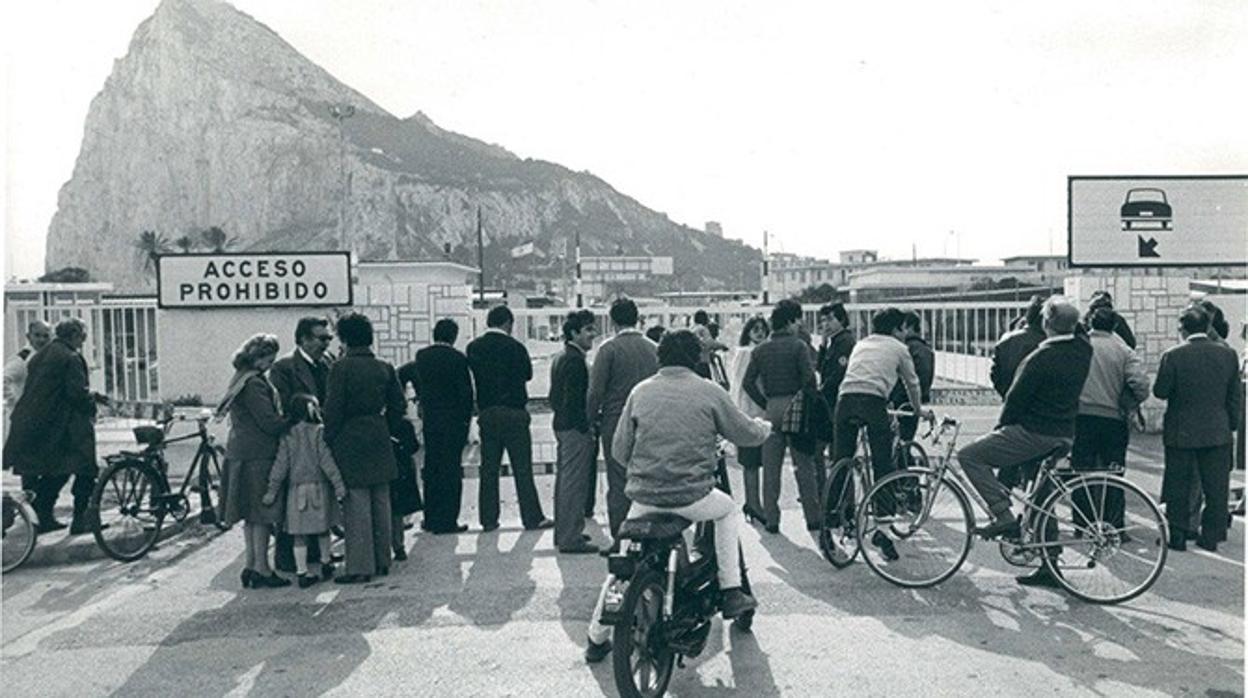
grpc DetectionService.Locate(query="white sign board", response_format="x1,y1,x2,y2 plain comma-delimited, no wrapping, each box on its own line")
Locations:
157,252,353,308
1068,175,1248,267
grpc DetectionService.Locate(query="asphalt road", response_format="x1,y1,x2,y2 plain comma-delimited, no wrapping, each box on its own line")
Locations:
2,406,1243,697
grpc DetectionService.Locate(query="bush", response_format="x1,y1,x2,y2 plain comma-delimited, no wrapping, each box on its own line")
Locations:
169,394,204,407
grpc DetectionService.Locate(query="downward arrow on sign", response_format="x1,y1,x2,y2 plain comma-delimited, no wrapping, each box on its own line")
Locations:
1138,236,1160,258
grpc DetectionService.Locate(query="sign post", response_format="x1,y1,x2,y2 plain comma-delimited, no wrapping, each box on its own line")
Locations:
156,252,353,308
1068,175,1248,267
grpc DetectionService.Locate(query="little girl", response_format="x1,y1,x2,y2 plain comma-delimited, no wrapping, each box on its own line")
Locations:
263,394,346,588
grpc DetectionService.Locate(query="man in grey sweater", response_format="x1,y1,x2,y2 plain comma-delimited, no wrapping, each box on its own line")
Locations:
587,297,659,537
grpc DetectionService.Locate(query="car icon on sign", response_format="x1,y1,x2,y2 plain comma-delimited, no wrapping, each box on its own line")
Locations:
1120,188,1172,231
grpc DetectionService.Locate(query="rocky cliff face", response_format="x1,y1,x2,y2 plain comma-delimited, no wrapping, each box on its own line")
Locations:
45,0,760,293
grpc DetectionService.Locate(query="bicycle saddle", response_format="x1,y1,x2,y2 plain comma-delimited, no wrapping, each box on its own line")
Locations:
133,426,164,446
617,513,693,541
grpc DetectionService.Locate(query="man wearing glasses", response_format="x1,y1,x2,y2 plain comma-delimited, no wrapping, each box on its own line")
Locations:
269,316,336,573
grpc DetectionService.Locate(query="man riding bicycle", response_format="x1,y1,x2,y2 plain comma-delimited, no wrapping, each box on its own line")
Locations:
584,329,771,662
958,296,1092,587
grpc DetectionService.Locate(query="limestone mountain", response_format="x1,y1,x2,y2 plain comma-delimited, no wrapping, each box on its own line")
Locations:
44,0,761,294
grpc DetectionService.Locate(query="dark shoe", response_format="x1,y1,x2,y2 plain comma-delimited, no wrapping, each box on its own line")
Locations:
377,566,389,577
35,519,68,534
1016,569,1061,588
298,574,320,589
1168,530,1187,551
580,533,592,543
330,552,345,562
558,542,601,555
334,574,372,585
1185,529,1200,541
256,573,292,588
976,516,1021,541
393,548,408,561
526,518,555,531
240,569,257,589
481,523,500,533
321,563,336,580
742,505,765,525
720,588,758,619
585,638,612,664
871,531,900,561
431,524,469,535
68,518,97,536
806,522,821,532
764,523,780,535
403,521,414,530
1196,536,1218,553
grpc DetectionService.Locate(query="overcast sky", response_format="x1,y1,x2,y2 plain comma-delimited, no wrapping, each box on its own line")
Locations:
3,0,1246,279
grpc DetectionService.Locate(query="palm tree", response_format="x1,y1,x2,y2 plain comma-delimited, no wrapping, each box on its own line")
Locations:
134,230,170,278
173,235,197,253
198,226,239,253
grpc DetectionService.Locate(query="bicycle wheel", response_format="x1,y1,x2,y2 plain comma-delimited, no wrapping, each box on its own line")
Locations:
191,445,230,531
819,458,865,568
92,460,165,562
1035,474,1167,604
2,494,38,573
858,469,974,588
612,568,676,698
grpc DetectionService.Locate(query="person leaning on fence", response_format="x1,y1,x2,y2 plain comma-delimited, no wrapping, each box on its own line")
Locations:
262,394,346,588
466,305,553,532
958,297,1092,589
399,318,474,535
219,332,291,588
551,309,600,553
587,297,660,538
322,312,409,583
990,295,1046,399
2,317,108,535
1070,307,1151,530
742,299,821,534
1153,305,1242,553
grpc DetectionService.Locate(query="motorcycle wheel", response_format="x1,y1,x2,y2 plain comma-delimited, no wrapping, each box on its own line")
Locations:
613,568,676,698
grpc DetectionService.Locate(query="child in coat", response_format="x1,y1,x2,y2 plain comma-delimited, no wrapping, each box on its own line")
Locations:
264,394,347,588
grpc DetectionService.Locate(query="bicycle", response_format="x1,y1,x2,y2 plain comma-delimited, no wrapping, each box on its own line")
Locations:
818,407,929,567
2,489,38,573
89,410,231,562
856,414,1168,604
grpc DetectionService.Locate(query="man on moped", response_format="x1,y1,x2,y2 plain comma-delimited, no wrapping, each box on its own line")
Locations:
584,329,772,662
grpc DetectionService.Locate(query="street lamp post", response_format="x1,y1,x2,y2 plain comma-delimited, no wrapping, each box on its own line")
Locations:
329,104,356,249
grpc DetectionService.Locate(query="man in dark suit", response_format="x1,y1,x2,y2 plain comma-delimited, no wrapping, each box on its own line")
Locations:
1154,306,1242,552
268,316,334,572
466,305,553,532
399,318,474,534
3,318,108,534
990,295,1046,398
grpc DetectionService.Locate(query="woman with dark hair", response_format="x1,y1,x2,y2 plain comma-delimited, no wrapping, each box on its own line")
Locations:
220,333,291,588
323,312,409,584
729,316,770,522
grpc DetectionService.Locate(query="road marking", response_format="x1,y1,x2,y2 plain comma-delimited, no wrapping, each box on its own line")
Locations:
1188,548,1244,568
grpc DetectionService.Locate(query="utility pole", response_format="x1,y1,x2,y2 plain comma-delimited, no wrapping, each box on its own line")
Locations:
328,104,355,250
476,206,485,305
761,230,770,306
574,229,583,308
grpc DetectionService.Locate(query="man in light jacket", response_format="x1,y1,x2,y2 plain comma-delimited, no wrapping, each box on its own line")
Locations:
1071,307,1151,529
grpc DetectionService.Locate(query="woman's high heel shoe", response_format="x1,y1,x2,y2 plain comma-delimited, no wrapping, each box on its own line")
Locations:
240,569,256,589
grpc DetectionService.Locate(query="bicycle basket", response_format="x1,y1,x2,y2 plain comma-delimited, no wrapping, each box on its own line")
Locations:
133,425,165,446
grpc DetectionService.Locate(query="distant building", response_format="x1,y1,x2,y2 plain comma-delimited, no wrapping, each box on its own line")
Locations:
657,290,761,307
839,250,878,265
846,264,1043,302
705,221,723,238
576,256,675,301
768,249,980,299
1002,254,1070,287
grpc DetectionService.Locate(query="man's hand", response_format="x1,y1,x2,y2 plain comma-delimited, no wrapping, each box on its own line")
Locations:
262,492,277,507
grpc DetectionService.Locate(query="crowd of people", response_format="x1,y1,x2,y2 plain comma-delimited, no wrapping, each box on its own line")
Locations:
1,291,1241,627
